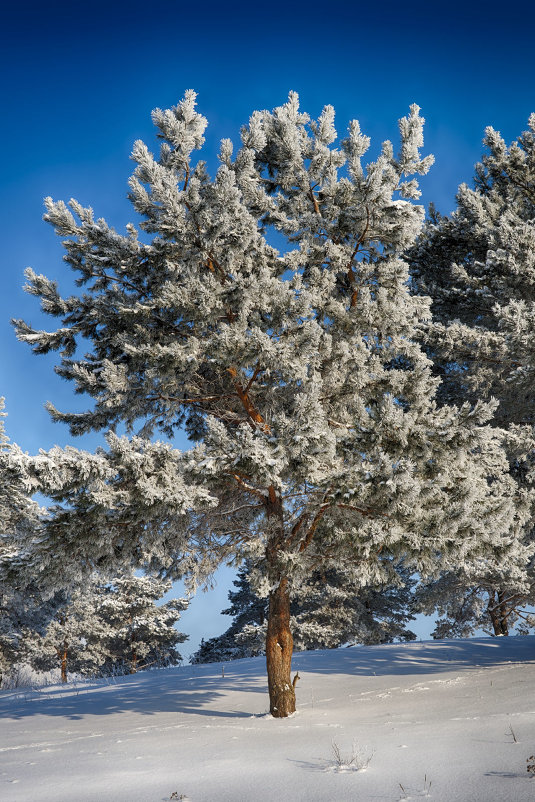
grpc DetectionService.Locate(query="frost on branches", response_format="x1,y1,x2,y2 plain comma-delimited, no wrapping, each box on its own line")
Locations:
95,573,187,675
15,93,530,716
0,399,55,682
409,116,535,636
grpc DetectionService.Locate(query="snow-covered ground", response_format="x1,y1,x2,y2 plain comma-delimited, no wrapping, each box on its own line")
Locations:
1,637,535,801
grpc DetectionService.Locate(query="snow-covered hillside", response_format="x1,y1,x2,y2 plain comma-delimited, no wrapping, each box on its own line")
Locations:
1,637,535,801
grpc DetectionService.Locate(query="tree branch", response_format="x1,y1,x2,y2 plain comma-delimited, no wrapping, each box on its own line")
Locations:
336,502,391,520
227,366,270,432
226,472,267,501
346,205,371,308
309,185,321,215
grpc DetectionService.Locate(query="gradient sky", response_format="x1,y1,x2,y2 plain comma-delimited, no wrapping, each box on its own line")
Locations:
2,0,535,656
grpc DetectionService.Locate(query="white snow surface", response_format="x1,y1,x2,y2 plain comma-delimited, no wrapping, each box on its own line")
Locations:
1,637,535,801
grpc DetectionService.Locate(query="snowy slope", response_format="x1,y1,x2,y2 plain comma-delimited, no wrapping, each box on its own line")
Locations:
1,637,535,802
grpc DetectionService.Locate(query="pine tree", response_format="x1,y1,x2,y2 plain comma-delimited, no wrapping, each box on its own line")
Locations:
222,562,267,633
190,562,267,664
29,583,112,682
409,116,535,635
0,399,53,681
96,573,187,674
29,572,187,680
13,93,530,716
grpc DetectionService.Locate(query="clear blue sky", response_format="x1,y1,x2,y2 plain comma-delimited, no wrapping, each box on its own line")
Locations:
2,0,534,656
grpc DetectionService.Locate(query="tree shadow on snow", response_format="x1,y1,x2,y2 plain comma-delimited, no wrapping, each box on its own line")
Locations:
0,660,268,721
290,636,535,679
1,636,533,721
484,771,523,779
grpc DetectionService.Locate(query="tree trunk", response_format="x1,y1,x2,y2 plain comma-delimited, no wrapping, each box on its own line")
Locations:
58,642,68,683
130,643,138,674
498,590,510,636
266,577,296,717
488,590,510,636
264,487,298,717
128,608,138,673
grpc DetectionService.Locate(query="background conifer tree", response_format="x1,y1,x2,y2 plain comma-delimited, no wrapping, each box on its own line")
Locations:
0,399,55,683
96,574,187,674
29,572,187,680
29,583,112,682
191,559,415,664
409,116,535,636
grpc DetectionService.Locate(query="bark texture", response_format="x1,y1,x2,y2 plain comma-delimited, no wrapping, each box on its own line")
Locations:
264,490,297,718
266,577,295,717
59,643,68,683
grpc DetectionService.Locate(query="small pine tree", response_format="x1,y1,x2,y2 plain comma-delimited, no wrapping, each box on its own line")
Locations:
96,573,187,674
29,584,112,682
222,562,267,631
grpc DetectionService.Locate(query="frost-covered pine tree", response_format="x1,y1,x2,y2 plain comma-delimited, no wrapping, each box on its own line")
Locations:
14,93,531,716
29,582,112,682
409,116,535,635
29,572,186,680
0,399,54,682
96,573,187,674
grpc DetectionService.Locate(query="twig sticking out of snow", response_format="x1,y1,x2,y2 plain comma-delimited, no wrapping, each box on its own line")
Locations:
328,739,374,772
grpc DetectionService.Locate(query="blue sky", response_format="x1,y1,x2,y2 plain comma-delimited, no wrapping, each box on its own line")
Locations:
2,0,535,655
